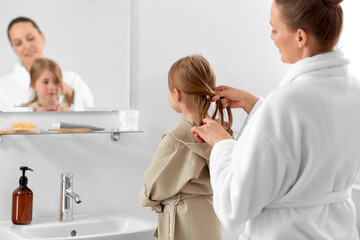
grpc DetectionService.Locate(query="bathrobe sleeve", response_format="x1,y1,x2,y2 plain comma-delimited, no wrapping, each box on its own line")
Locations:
63,71,94,108
209,94,296,231
237,97,265,138
139,132,201,211
0,79,11,107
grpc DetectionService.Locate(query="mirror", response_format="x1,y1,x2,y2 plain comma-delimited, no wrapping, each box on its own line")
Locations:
0,0,131,110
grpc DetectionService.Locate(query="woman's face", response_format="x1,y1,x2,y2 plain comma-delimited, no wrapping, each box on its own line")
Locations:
8,22,45,68
32,70,62,104
270,2,301,63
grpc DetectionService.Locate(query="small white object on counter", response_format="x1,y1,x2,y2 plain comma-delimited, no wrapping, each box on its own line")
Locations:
118,110,139,131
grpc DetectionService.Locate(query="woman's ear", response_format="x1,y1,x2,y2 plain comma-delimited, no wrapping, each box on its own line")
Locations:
40,33,45,44
296,28,308,48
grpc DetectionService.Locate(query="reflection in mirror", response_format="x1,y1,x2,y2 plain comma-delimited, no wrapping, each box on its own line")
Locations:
31,107,72,112
0,0,131,111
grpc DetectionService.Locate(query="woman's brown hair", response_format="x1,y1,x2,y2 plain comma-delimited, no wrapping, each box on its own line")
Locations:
27,58,63,104
7,17,42,43
168,55,233,135
275,0,343,53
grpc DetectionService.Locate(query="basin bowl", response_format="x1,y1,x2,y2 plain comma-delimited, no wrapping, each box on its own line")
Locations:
0,213,156,240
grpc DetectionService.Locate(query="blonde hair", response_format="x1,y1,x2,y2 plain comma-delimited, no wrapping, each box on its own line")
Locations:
168,55,233,135
27,58,63,104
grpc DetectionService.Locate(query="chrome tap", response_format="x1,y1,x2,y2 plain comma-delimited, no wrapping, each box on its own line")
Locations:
60,173,81,222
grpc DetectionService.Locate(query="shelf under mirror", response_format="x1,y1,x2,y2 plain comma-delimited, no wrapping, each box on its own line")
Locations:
0,130,143,143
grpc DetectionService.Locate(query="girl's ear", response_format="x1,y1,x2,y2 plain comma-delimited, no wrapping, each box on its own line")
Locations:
173,88,182,101
30,82,36,91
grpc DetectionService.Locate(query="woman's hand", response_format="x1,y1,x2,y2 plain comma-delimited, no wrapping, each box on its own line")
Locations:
211,85,258,114
62,83,75,105
57,107,72,112
191,117,233,146
34,106,58,111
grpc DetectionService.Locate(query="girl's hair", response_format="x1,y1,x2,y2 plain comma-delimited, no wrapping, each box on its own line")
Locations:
28,58,63,104
7,16,42,43
275,0,343,53
168,55,233,135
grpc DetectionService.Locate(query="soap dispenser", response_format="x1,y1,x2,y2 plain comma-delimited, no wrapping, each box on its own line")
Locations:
12,166,33,225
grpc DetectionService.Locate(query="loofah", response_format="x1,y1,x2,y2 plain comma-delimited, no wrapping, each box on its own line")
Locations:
12,121,37,130
0,121,37,134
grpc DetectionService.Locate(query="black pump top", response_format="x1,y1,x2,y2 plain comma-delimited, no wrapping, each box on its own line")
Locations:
19,166,33,187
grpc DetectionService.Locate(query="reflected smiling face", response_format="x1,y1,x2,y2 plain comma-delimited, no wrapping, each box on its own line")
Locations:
32,70,62,107
8,22,45,70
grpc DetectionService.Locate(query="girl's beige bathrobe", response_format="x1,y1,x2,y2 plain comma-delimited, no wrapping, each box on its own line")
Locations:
139,118,221,240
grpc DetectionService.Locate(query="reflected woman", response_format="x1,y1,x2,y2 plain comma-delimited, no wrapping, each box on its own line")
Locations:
0,16,94,109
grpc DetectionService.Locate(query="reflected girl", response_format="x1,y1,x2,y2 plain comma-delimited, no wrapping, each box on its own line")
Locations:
23,58,70,112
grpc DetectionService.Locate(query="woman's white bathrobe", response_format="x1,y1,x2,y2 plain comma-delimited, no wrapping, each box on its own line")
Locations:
0,63,94,109
210,49,360,239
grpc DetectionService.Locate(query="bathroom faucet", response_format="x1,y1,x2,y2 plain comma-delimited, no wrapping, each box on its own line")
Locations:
60,173,81,222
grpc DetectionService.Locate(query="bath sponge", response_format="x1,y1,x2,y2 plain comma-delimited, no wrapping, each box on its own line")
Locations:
12,121,37,130
0,121,37,134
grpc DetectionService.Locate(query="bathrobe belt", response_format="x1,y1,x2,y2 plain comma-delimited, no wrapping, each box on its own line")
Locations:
265,188,351,209
153,193,211,240
239,189,351,240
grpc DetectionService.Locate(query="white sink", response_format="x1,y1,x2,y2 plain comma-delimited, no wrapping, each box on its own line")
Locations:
0,213,156,240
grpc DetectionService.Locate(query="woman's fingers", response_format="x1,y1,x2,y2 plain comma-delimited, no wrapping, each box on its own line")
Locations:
191,118,232,146
220,98,230,108
205,85,233,104
191,126,205,142
194,133,204,143
211,95,220,102
214,85,230,92
206,94,221,102
202,117,216,124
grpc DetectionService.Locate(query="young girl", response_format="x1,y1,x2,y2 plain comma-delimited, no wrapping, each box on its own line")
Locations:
22,58,70,111
139,55,232,240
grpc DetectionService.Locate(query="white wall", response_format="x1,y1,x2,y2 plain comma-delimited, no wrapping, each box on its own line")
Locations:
130,0,288,135
130,0,288,238
340,1,360,80
130,0,360,238
0,111,146,220
1,1,359,240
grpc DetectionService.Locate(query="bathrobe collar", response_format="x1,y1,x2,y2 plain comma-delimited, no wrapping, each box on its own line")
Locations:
170,118,212,161
14,62,30,78
279,48,350,88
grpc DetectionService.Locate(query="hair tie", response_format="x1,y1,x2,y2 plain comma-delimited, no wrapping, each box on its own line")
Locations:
322,0,340,8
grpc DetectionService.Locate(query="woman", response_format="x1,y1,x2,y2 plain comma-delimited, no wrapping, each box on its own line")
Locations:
0,17,94,109
191,0,360,239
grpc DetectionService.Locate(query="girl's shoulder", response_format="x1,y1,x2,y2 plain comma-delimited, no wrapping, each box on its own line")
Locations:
167,118,196,141
166,118,212,161
159,119,193,148
25,101,40,108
